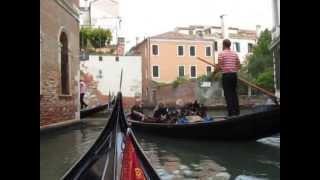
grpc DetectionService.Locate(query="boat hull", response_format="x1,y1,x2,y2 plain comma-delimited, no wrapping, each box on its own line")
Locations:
80,104,108,118
129,106,280,141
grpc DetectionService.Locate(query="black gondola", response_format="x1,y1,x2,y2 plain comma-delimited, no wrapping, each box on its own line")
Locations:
61,92,160,180
128,105,280,141
80,104,109,118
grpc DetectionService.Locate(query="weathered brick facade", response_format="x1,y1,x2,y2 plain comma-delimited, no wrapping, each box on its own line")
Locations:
153,81,269,107
81,71,109,107
40,0,80,126
154,81,197,106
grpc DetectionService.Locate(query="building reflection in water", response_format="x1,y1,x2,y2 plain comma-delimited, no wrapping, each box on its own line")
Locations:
138,137,231,180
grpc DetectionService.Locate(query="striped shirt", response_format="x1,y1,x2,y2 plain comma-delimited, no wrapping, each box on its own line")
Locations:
218,49,240,73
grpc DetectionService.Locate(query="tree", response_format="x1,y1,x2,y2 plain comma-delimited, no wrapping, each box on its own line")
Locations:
254,67,275,91
89,28,112,49
243,29,275,92
247,29,273,77
80,27,92,49
80,27,113,49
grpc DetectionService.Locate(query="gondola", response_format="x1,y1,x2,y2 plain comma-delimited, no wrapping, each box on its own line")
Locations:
80,103,109,118
61,92,160,180
128,105,280,141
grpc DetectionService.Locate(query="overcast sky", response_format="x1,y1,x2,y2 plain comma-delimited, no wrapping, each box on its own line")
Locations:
117,0,273,51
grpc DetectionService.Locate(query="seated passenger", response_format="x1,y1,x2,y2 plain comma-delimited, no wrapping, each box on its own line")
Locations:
197,103,208,118
166,105,178,123
130,100,145,121
192,100,200,112
153,102,168,123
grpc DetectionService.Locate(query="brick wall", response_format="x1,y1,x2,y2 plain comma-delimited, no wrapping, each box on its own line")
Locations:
40,0,80,126
152,81,269,107
81,71,109,107
154,81,197,106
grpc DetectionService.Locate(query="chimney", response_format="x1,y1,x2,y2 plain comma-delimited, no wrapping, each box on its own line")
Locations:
136,37,139,45
220,15,229,39
256,25,261,38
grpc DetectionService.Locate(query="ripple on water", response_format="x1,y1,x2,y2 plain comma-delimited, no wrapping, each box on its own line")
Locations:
258,160,280,168
257,136,280,148
156,169,175,180
234,175,269,180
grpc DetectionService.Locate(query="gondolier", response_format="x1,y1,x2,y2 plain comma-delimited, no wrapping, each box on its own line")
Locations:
217,39,241,116
80,80,88,109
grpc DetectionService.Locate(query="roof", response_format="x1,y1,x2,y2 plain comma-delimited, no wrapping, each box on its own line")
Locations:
229,29,257,40
189,25,205,29
206,26,221,29
175,27,193,30
151,31,212,41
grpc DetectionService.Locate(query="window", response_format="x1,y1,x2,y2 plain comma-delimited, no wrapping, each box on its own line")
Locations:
189,30,194,35
206,66,212,75
99,56,103,61
205,46,212,56
60,32,70,95
97,69,103,78
234,42,240,52
196,31,203,37
152,45,159,56
178,66,185,77
248,43,253,53
152,65,159,78
190,66,197,78
189,46,196,56
214,41,218,51
177,45,184,56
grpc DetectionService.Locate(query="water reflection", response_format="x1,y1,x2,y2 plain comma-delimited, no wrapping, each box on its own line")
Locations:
135,132,279,180
40,119,108,180
40,112,279,180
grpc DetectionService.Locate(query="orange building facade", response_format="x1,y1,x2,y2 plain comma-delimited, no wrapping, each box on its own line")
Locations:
130,31,215,104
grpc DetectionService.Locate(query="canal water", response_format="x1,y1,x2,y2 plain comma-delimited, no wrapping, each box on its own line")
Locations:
40,110,279,180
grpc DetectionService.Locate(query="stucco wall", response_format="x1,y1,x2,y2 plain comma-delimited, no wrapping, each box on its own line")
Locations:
80,56,142,97
149,39,214,83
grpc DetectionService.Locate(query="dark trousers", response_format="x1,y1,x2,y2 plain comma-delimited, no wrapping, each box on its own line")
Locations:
80,93,87,108
222,73,240,116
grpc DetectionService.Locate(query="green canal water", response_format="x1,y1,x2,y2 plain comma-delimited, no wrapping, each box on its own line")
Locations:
40,109,279,180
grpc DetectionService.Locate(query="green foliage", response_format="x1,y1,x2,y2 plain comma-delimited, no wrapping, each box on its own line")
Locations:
80,27,91,49
197,74,208,82
197,71,221,82
247,29,273,78
254,68,275,92
89,28,112,49
80,27,112,49
172,76,188,88
241,29,275,92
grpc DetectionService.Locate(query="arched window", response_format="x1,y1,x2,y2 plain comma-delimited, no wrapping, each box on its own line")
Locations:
60,32,70,95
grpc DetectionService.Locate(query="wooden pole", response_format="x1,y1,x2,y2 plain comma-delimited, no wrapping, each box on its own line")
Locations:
197,57,279,101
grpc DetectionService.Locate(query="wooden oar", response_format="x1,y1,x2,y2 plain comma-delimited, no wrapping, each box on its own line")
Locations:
197,57,279,104
119,68,123,91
